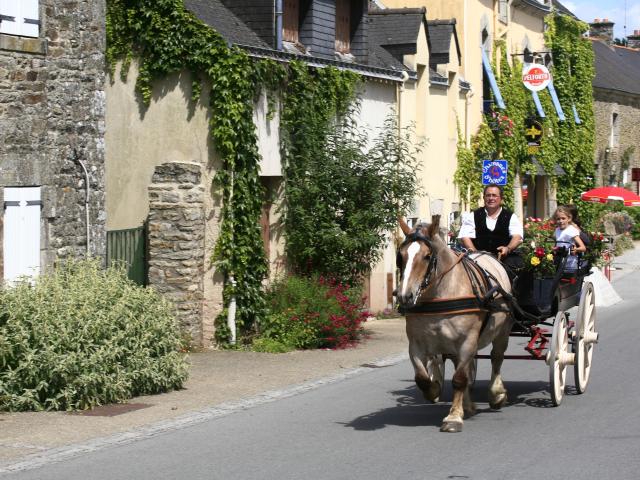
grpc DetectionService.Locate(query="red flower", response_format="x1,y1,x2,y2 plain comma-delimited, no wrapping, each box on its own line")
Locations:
535,247,545,258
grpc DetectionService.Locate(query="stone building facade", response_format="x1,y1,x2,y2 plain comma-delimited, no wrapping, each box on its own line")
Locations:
589,23,640,188
0,0,106,281
593,94,640,187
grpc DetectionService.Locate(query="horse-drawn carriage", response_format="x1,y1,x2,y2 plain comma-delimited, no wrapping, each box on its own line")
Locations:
396,215,598,432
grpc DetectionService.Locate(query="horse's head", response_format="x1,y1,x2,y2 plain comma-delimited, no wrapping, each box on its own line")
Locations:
396,215,443,305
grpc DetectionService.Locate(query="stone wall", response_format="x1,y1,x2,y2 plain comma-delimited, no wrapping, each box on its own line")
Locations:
148,162,206,344
0,0,107,271
593,91,640,187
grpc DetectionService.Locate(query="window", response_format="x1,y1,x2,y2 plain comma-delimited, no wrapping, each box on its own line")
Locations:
498,0,508,24
335,0,350,53
3,187,41,283
283,0,299,43
523,48,534,64
610,112,619,148
0,0,39,38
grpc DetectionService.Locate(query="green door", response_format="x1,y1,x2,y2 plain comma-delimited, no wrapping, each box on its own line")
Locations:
106,224,147,286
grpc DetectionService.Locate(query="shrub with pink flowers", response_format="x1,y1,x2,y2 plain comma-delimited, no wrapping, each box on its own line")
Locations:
254,275,369,352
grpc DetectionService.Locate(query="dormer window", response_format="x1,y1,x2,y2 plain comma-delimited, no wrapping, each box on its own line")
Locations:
283,0,299,43
335,0,350,53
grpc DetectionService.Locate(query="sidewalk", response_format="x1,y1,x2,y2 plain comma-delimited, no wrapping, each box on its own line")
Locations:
0,317,409,473
609,239,640,283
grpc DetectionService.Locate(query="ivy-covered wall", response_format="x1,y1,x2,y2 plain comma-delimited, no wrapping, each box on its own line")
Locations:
454,13,596,214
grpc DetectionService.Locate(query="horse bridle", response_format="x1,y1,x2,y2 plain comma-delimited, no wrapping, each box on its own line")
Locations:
398,232,438,304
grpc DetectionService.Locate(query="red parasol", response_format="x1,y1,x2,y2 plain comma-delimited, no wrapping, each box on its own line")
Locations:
580,186,640,206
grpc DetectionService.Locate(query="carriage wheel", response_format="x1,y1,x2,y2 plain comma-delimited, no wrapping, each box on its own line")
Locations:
573,281,598,394
549,311,572,406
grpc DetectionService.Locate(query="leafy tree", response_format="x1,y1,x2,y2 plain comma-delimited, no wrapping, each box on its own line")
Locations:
282,111,421,284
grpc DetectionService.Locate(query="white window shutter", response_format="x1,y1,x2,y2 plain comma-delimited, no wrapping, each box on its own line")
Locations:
3,187,41,284
0,0,39,37
21,0,39,37
0,0,21,36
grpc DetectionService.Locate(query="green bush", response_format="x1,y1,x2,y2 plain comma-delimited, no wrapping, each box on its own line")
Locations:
0,259,189,411
255,275,369,352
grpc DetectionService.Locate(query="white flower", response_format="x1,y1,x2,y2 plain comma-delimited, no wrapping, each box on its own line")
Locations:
530,241,536,248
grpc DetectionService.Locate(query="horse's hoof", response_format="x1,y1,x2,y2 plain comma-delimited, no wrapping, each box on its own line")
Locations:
440,421,463,433
489,393,507,410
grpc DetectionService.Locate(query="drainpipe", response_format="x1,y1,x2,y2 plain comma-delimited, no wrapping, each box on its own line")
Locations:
275,0,283,50
73,149,91,256
227,170,237,345
227,276,237,345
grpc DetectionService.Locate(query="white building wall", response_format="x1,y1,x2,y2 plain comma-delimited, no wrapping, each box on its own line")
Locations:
356,80,400,313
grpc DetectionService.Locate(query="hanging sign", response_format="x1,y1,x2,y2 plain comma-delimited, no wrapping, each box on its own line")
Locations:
525,117,543,154
482,160,508,186
522,63,551,91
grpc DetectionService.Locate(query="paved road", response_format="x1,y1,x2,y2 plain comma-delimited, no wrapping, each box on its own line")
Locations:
4,270,639,480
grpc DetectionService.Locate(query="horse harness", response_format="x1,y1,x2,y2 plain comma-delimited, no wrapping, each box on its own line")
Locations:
398,233,508,324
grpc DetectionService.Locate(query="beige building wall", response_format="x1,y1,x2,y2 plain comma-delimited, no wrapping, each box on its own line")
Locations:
106,61,214,231
508,9,545,58
356,80,403,313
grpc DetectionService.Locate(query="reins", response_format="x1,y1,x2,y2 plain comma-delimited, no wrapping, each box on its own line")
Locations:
399,247,507,319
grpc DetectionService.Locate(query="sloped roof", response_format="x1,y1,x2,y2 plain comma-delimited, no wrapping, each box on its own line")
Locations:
183,0,406,80
511,0,551,17
591,39,640,96
368,8,426,56
184,0,269,48
552,0,578,19
427,19,460,66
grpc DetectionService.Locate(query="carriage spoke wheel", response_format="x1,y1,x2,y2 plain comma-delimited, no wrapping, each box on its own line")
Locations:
573,281,598,394
548,311,572,406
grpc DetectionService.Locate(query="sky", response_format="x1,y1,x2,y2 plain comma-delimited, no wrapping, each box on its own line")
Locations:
562,0,640,39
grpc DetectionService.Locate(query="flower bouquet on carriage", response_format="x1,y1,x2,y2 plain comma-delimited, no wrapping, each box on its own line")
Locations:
517,217,558,312
521,217,557,278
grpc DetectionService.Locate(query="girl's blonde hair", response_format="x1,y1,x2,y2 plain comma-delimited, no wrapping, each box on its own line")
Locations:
553,205,573,221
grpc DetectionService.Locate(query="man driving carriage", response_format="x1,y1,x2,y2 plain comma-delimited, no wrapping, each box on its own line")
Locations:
457,185,524,279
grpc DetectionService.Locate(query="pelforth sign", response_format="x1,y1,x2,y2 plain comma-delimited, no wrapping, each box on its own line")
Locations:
522,63,551,91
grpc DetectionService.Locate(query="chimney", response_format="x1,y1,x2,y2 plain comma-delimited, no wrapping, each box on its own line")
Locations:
627,29,640,49
589,18,615,45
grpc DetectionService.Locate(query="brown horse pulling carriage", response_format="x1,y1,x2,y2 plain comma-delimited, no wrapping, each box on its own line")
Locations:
395,215,598,432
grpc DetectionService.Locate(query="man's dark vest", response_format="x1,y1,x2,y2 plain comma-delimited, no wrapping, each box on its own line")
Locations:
473,208,512,254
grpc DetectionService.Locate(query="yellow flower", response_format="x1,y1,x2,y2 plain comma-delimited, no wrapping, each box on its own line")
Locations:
530,257,541,266
546,254,554,261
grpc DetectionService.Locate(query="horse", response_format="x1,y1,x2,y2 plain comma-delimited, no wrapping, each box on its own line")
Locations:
396,215,514,432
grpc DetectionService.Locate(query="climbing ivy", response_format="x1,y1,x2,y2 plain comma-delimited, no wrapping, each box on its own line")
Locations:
454,12,595,212
544,13,596,204
106,0,271,345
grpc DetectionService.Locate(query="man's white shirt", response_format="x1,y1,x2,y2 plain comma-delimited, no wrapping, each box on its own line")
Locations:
458,208,524,240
